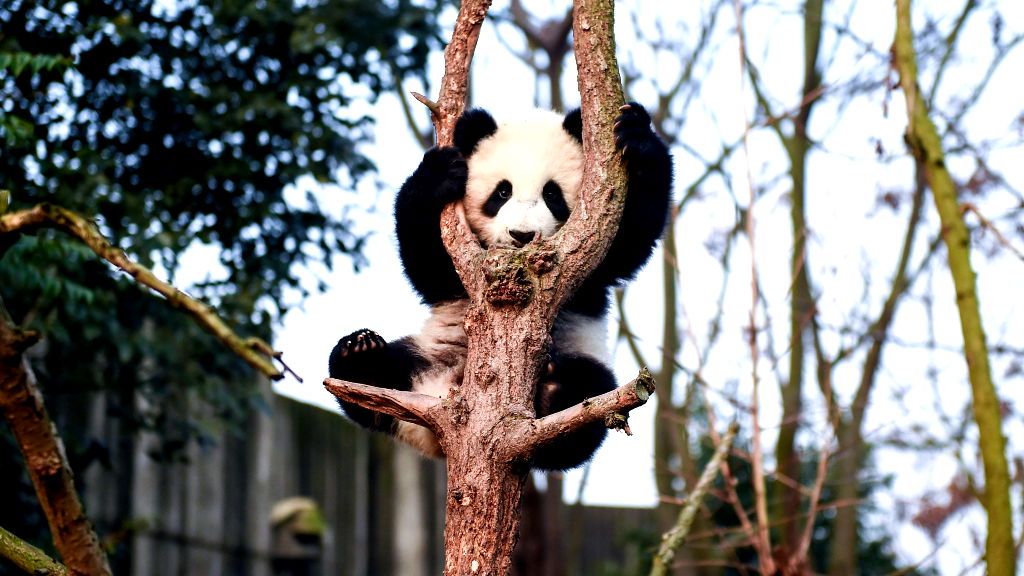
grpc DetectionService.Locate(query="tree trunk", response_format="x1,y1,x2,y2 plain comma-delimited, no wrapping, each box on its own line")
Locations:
0,321,112,576
893,2,1015,574
773,0,823,561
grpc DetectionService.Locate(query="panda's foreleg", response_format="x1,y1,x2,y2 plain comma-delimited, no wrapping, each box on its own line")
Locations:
394,147,469,305
328,329,426,435
532,353,619,471
592,102,674,284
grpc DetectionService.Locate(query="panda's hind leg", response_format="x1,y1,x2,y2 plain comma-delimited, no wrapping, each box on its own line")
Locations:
532,353,618,471
328,329,424,434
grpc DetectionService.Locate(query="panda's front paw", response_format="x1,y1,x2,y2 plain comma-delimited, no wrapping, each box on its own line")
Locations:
420,146,468,204
333,329,387,358
614,102,662,164
329,329,388,383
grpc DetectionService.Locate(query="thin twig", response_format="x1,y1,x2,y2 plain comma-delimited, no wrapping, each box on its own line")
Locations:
698,386,761,565
792,439,830,571
962,202,1024,263
731,0,775,573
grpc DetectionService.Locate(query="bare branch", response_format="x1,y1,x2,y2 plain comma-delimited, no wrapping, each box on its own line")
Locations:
962,202,1024,263
432,0,493,143
894,2,1014,573
650,421,739,576
323,377,443,429
792,441,831,572
731,0,775,569
0,203,286,380
426,0,496,299
521,368,655,456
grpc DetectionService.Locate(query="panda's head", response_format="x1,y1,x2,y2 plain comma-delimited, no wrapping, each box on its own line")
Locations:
455,108,584,248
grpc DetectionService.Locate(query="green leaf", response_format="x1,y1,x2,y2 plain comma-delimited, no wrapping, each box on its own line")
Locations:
10,53,32,77
0,190,9,213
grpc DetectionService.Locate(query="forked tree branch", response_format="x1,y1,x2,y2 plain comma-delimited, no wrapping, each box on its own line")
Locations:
325,0,649,449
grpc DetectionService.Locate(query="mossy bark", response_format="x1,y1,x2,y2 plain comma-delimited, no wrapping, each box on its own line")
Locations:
893,2,1015,574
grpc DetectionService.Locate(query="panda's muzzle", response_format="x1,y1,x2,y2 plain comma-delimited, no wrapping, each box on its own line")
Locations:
508,229,537,247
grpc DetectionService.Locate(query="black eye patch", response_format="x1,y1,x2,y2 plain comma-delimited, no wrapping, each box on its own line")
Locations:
483,179,513,217
542,181,570,221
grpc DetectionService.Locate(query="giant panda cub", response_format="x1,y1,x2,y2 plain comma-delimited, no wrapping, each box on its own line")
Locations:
329,102,672,471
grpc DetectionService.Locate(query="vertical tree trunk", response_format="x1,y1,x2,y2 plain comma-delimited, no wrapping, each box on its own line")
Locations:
439,305,548,576
773,0,823,560
893,2,1015,574
654,219,683,549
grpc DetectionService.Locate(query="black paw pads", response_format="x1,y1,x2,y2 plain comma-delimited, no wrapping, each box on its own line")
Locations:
337,329,386,357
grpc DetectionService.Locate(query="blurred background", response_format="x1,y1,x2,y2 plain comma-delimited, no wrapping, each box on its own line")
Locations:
2,0,1023,574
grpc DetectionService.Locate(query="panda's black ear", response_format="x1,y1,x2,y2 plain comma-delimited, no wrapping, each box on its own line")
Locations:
455,108,498,157
562,108,583,144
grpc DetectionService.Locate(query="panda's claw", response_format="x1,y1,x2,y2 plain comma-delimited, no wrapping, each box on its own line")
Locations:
613,102,661,167
337,328,387,358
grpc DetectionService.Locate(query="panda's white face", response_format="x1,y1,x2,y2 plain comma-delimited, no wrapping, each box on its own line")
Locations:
461,110,585,248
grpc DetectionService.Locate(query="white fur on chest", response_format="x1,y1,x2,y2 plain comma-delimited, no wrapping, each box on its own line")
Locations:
399,301,470,457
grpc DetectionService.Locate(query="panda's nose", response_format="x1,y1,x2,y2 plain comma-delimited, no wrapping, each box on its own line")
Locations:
509,230,536,246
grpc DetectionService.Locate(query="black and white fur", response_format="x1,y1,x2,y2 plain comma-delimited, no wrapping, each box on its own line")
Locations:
329,103,672,470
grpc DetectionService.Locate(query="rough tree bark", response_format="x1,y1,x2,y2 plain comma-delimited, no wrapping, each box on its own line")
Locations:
323,0,656,575
0,320,111,576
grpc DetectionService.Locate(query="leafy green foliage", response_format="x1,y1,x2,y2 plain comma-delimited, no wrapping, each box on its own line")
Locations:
0,51,73,77
1,0,442,316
